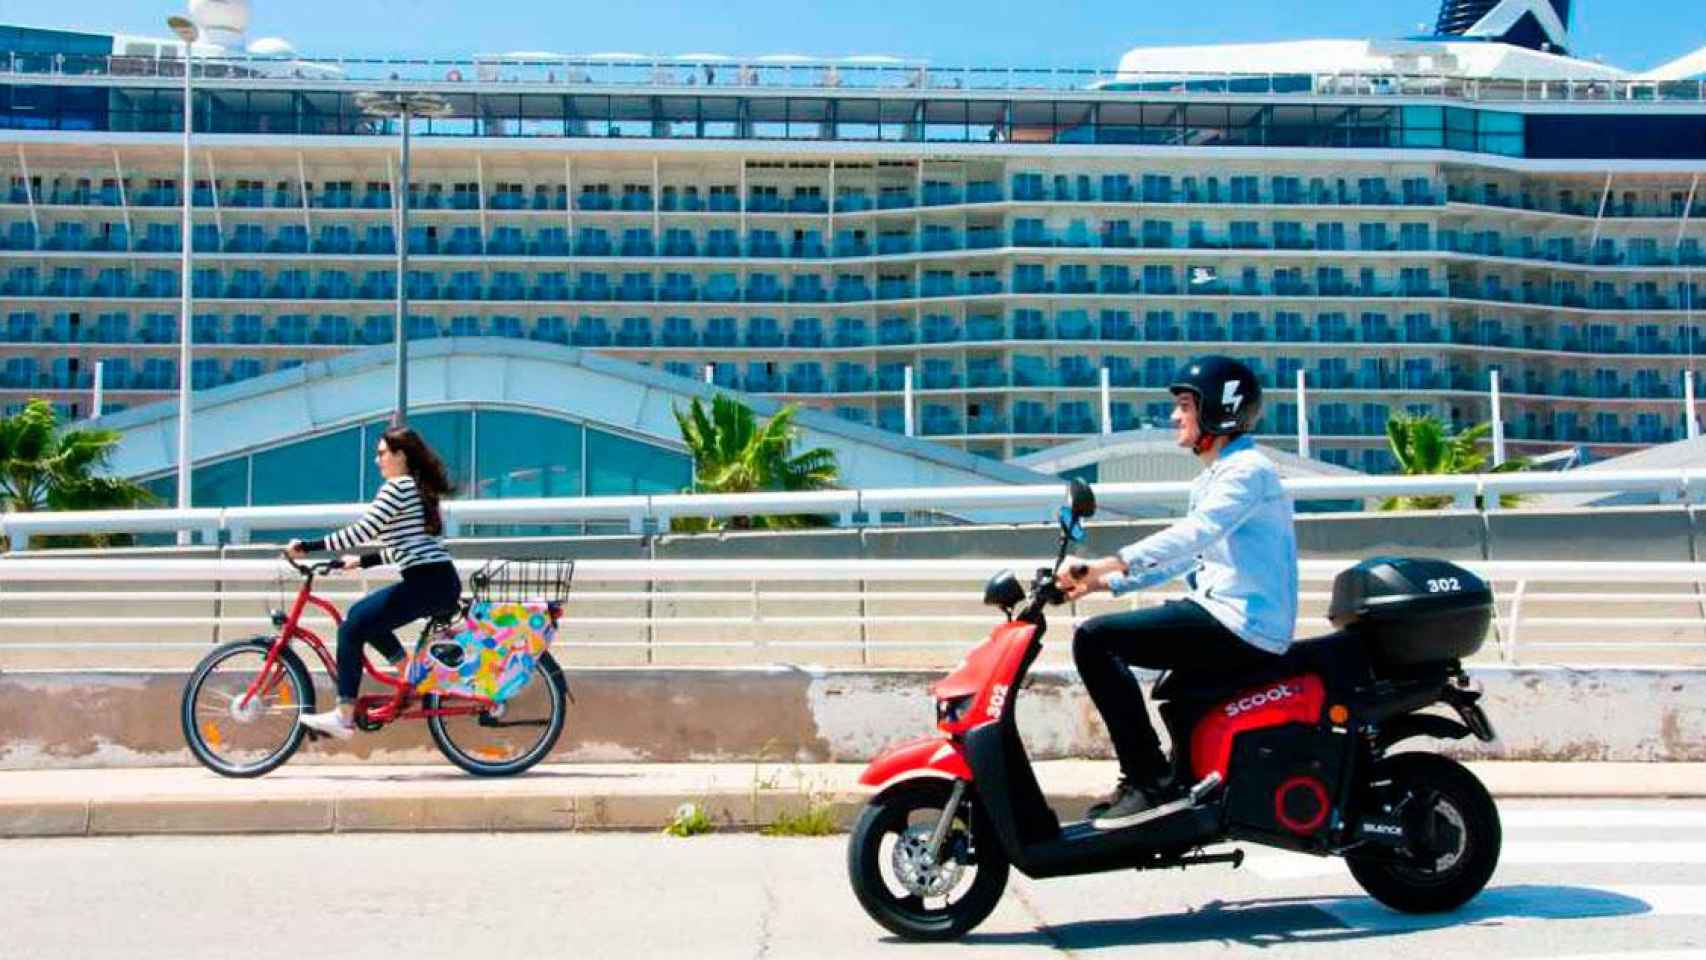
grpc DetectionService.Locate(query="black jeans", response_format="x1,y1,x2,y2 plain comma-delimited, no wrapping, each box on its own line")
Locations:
1072,599,1283,785
335,561,461,700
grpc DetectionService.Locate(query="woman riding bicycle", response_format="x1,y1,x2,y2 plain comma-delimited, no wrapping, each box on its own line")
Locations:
288,427,459,739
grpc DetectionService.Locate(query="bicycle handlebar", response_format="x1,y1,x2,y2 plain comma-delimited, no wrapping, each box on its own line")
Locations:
282,551,339,577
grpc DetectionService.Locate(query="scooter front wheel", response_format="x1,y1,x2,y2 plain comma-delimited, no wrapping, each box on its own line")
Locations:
846,777,1010,941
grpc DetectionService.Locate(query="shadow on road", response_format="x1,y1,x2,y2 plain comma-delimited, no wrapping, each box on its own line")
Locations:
960,885,1651,951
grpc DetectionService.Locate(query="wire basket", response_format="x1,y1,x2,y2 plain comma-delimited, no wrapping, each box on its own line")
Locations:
467,558,575,605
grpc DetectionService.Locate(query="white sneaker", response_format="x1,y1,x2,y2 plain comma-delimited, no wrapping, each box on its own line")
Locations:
299,709,356,740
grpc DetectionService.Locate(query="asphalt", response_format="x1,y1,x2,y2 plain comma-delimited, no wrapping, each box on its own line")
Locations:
2,760,1704,838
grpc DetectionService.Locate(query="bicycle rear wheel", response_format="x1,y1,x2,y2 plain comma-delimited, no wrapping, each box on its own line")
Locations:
426,652,566,776
181,639,315,777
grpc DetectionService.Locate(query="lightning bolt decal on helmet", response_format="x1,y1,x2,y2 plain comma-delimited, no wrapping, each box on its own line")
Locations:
1170,355,1263,439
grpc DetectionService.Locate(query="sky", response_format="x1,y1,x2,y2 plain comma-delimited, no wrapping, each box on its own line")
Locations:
6,0,1703,73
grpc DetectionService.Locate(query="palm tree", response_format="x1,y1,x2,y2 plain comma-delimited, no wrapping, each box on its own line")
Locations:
1381,413,1527,511
0,398,155,548
672,394,839,530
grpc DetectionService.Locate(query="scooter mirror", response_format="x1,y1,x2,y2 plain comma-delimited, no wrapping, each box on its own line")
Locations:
1068,478,1096,519
1057,505,1086,542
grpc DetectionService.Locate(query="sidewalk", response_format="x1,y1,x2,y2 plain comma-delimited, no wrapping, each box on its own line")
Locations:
2,761,1704,838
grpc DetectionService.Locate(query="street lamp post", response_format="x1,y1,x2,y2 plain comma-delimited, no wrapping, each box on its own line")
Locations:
168,15,198,532
355,92,452,427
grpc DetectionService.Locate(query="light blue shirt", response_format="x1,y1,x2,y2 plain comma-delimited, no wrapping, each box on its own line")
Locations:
1105,435,1299,654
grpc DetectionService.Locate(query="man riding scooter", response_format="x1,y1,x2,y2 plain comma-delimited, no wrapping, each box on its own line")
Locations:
1057,355,1299,830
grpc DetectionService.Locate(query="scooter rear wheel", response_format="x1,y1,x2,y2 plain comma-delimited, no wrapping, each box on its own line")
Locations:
846,777,1010,941
1347,752,1502,913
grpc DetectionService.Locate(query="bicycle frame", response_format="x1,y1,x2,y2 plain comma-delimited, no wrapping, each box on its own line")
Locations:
237,559,497,727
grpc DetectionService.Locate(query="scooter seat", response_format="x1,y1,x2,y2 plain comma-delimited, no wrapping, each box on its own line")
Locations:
1152,631,1363,703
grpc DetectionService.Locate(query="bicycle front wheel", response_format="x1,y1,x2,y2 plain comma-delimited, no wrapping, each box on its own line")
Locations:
427,652,566,777
180,638,315,777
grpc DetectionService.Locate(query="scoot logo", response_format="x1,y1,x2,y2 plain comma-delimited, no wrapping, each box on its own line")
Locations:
1223,683,1300,717
986,683,1009,719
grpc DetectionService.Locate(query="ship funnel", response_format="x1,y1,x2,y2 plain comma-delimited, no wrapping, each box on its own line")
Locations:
1434,0,1571,54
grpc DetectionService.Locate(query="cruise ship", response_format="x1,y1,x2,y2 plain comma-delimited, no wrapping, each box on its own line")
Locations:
3,0,1705,482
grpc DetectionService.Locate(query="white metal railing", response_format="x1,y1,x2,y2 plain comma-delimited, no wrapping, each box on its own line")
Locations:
1,469,1701,548
0,557,1702,668
5,52,1704,104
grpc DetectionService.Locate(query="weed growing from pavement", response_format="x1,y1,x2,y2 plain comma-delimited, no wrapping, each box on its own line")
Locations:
663,801,715,837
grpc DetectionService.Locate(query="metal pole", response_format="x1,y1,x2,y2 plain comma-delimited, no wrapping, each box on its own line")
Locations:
393,108,412,427
176,45,194,538
1294,368,1310,459
1099,366,1112,434
703,362,714,384
1490,369,1507,466
903,365,914,436
1687,370,1700,441
92,361,103,419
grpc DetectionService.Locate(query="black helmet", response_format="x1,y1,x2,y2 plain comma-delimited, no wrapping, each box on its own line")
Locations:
1169,356,1261,437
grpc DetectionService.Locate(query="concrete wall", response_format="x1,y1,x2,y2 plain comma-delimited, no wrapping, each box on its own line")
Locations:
3,665,1700,769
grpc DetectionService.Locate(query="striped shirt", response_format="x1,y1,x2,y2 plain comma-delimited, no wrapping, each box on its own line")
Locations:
308,475,452,570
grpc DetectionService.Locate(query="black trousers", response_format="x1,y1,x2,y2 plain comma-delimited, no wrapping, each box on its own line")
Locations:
1072,599,1283,784
335,561,461,700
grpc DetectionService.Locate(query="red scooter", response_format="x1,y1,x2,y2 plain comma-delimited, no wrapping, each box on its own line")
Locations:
847,479,1502,941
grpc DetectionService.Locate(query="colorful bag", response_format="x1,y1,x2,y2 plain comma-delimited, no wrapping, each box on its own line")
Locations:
406,599,558,702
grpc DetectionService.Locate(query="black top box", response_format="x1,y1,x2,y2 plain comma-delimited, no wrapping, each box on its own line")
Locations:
1327,557,1493,669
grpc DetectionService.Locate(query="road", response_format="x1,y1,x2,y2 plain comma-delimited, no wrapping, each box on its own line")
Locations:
3,799,1704,959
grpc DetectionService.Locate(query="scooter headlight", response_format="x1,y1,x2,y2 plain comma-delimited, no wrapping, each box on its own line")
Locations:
937,694,975,724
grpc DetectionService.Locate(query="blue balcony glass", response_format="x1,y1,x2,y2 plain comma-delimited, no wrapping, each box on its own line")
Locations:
877,407,905,433
615,316,652,346
876,280,914,300
957,315,998,341
525,316,567,345
791,237,828,259
661,231,697,257
488,228,525,256
877,190,915,210
876,234,914,256
921,315,960,343
620,232,656,257
876,364,907,391
834,280,871,302
836,407,872,426
617,276,655,301
747,232,784,258
704,232,740,258
788,278,828,303
832,318,869,347
653,316,693,347
833,364,873,393
786,364,826,393
789,194,829,213
877,319,915,345
707,192,740,213
703,275,740,302
1012,312,1048,339
747,193,785,213
835,192,872,212
618,191,653,212
921,408,963,436
921,185,962,207
745,275,783,302
834,235,872,257
745,317,784,348
966,360,1007,388
744,366,782,392
787,318,824,348
574,275,612,301
1012,357,1052,387
575,230,613,256
703,317,738,347
920,275,957,298
531,230,570,256
658,276,697,302
920,363,960,390
571,316,612,347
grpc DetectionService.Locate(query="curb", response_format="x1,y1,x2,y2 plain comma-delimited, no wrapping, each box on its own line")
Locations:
3,761,1703,839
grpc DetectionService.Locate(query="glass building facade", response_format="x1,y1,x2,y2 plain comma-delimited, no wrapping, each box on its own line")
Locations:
4,41,1706,473
140,406,691,534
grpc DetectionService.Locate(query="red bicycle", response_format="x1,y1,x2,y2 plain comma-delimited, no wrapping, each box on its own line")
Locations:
179,555,571,777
